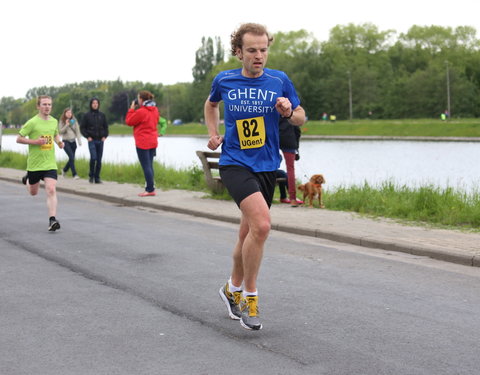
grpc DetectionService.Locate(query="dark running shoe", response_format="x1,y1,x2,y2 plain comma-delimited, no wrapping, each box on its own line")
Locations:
240,295,262,330
48,218,61,232
219,282,242,320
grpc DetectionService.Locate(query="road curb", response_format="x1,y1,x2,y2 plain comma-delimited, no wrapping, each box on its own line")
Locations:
1,175,477,268
274,222,476,266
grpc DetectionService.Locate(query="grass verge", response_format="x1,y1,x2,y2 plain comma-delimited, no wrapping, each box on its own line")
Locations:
106,119,480,137
323,181,480,231
1,151,478,231
0,150,210,192
3,118,480,137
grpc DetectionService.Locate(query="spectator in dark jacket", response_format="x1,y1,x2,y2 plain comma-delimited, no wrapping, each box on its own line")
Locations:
80,97,108,183
279,117,303,206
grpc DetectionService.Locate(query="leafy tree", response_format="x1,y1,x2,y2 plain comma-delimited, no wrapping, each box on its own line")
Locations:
9,98,37,125
0,97,23,125
52,93,72,119
25,86,60,101
109,89,137,122
2,24,480,121
327,23,394,54
163,83,195,122
193,37,214,83
188,36,226,120
192,36,224,83
400,25,480,53
215,37,225,66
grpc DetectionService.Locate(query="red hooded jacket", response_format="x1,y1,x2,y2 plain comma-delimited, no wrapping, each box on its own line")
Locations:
125,104,160,149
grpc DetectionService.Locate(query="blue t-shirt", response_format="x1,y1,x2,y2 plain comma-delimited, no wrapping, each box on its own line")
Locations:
208,68,301,172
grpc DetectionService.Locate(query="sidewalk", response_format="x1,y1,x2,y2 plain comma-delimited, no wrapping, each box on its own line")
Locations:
2,167,479,267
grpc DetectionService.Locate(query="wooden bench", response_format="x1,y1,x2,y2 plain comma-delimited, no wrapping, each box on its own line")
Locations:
196,151,225,193
196,150,286,193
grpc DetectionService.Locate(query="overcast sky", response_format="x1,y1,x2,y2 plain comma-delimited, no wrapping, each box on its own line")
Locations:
0,0,477,99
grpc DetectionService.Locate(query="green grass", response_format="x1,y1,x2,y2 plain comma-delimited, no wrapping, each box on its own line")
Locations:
323,181,480,230
108,119,480,137
0,150,28,169
0,150,210,192
4,118,480,137
2,150,479,230
300,118,480,137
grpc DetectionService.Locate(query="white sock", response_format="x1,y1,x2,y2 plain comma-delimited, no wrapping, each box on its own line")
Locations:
243,289,258,298
228,277,242,292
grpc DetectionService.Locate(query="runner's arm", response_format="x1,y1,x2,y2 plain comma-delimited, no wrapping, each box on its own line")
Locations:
55,134,64,149
16,135,46,145
288,105,306,126
204,99,224,150
275,98,306,126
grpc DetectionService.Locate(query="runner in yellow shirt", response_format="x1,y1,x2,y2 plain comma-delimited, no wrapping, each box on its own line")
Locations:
17,95,64,231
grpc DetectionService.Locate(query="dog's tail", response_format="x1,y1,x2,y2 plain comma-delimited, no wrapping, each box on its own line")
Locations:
298,184,305,192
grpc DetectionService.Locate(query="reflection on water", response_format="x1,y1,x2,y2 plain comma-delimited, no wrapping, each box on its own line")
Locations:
2,135,479,192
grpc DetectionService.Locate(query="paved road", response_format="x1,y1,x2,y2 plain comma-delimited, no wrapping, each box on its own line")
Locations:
1,182,480,375
2,167,480,267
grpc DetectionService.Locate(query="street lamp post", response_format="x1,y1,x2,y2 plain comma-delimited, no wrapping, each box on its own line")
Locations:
347,70,353,121
165,87,171,122
445,61,451,119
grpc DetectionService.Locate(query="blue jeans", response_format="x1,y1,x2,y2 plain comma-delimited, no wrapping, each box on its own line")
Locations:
88,140,104,181
62,140,78,176
136,147,156,192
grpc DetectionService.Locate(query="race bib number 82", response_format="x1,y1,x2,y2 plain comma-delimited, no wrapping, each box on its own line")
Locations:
236,116,266,149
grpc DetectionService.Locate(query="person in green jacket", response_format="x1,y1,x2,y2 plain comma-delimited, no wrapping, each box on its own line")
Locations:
158,116,167,136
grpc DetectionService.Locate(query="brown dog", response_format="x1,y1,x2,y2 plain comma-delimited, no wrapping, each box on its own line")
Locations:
298,174,326,208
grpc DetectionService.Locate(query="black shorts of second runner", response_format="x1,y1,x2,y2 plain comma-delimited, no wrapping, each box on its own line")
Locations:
219,165,276,208
27,170,58,185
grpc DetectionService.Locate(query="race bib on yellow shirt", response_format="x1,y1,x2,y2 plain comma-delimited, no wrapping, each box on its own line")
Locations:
40,135,53,151
236,116,266,149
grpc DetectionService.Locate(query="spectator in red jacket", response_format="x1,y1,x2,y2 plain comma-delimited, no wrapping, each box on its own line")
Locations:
126,90,160,197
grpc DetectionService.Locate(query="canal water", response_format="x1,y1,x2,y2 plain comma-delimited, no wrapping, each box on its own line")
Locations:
2,135,479,192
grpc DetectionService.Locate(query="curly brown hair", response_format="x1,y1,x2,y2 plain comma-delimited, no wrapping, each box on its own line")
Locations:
230,23,273,56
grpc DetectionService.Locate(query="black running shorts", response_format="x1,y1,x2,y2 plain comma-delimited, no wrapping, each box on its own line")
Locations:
219,165,276,208
27,170,58,185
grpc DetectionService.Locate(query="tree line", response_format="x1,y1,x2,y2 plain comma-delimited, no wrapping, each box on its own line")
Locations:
1,23,479,126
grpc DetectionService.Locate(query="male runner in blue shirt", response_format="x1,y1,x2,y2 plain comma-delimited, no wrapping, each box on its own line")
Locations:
205,23,306,330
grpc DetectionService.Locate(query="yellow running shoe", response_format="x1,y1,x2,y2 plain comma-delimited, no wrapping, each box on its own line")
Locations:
240,295,262,330
219,282,242,320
